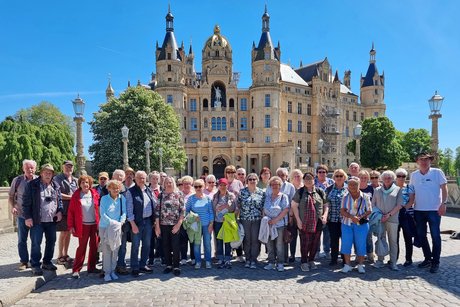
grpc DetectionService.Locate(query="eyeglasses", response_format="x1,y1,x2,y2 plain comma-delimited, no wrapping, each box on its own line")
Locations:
194,186,203,189
335,175,344,178
397,175,406,178
237,173,245,176
317,171,327,174
207,181,215,184
226,171,235,174
247,178,257,181
370,177,379,179
178,183,183,186
99,178,107,181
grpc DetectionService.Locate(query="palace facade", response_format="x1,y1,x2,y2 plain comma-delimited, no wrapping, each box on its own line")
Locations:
107,6,386,179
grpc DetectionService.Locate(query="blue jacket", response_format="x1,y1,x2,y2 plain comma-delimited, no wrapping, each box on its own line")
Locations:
128,185,155,225
369,206,383,236
22,177,63,225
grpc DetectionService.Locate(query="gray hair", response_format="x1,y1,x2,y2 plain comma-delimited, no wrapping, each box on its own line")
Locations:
236,168,246,175
22,159,37,168
112,169,125,180
276,167,289,176
380,170,396,181
394,168,408,177
149,171,160,180
135,170,147,178
205,174,216,183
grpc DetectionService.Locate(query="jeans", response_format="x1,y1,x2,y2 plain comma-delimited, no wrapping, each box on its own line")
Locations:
214,222,231,261
289,225,298,259
116,226,129,268
17,217,30,263
327,221,342,262
415,210,441,265
130,218,153,270
30,222,57,268
317,223,331,254
241,219,261,263
194,225,212,263
267,226,285,264
161,225,181,268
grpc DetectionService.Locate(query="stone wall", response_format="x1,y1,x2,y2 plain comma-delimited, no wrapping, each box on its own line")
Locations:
0,187,14,234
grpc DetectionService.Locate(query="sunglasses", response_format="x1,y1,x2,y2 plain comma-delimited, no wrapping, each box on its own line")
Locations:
207,181,215,184
178,183,183,186
335,175,344,178
226,171,235,174
317,171,327,174
247,178,257,181
194,186,203,189
237,173,245,176
370,177,379,179
397,175,406,178
99,178,107,181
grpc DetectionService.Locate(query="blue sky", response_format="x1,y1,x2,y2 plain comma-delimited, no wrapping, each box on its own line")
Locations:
1,0,458,158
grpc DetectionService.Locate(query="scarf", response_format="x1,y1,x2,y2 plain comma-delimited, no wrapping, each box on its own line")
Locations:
303,191,317,233
382,183,397,195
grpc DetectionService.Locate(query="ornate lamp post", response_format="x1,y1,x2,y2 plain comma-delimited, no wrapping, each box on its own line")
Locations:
354,124,363,165
318,138,324,166
72,95,86,176
428,91,444,166
145,140,151,174
121,125,129,169
159,147,163,172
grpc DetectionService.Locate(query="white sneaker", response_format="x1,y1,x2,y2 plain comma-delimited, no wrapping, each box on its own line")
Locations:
264,263,275,270
341,264,352,273
180,259,187,265
358,264,366,274
301,263,310,272
250,262,257,269
110,272,119,280
206,261,212,269
195,262,201,269
309,261,317,270
245,261,251,268
104,274,112,282
237,256,245,263
276,264,285,272
374,260,384,268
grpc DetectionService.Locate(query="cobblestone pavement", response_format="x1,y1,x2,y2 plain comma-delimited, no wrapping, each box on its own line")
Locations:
2,213,460,306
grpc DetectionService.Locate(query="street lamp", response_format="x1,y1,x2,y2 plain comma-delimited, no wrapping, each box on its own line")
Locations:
428,91,444,166
354,124,362,165
318,138,324,165
158,147,163,172
145,140,151,174
72,95,86,176
121,125,129,169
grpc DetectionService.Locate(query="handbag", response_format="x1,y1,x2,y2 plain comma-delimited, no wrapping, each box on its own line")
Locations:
356,198,368,225
283,227,293,243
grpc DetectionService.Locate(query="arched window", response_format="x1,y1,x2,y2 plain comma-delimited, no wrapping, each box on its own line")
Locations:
212,137,216,142
229,98,235,108
204,118,208,128
222,117,227,130
203,99,209,108
217,117,222,130
217,137,221,142
222,136,227,142
212,117,216,130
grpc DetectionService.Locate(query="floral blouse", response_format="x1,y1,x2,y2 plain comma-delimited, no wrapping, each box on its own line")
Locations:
238,187,265,222
155,191,185,226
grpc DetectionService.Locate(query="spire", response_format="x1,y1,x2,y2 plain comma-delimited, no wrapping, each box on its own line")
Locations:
189,38,193,55
262,4,270,32
370,42,376,63
334,70,340,82
166,3,174,32
105,73,114,100
299,59,303,67
253,5,280,62
157,5,181,61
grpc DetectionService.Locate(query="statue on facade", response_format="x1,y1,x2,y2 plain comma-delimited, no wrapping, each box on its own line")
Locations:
214,86,222,108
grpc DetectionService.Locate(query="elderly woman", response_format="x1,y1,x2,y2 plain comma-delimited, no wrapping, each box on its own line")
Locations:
204,174,218,199
67,175,101,279
186,179,214,269
372,171,403,271
155,176,185,276
340,176,372,274
179,175,195,265
238,173,265,269
314,164,334,261
212,178,237,268
99,180,126,281
369,170,381,189
325,169,348,266
395,168,416,267
358,170,375,263
225,165,244,196
258,167,272,191
292,172,328,272
263,176,290,272
287,169,303,263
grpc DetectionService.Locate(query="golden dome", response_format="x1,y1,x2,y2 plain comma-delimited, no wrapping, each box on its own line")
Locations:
204,24,231,51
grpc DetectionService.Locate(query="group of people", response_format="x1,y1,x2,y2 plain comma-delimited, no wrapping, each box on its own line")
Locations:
8,151,448,282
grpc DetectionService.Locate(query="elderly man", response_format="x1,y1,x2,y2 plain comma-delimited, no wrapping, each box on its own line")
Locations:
95,172,109,197
236,168,247,184
348,162,360,178
9,159,38,270
23,164,63,276
124,167,136,189
54,160,78,266
126,171,156,276
410,152,448,273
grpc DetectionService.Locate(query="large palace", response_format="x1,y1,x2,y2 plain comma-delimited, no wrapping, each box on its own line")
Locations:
106,6,386,178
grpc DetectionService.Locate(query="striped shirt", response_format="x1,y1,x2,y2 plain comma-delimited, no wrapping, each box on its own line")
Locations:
341,191,371,226
186,194,214,226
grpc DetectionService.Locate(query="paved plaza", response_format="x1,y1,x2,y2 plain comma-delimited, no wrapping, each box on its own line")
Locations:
1,214,459,307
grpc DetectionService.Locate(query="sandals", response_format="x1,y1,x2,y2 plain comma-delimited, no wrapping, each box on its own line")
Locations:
57,255,74,265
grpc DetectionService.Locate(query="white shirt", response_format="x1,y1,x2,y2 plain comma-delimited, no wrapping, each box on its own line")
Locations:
409,168,447,211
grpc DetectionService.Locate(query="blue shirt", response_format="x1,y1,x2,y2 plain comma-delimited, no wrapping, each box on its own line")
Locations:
186,194,214,226
99,194,126,228
263,192,290,228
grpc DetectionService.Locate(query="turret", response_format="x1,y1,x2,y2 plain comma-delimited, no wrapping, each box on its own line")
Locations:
360,43,386,117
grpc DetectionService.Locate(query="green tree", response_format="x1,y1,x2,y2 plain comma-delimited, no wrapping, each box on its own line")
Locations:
0,105,75,186
401,128,431,162
14,101,73,134
89,86,186,174
455,146,460,176
359,117,406,169
439,148,455,177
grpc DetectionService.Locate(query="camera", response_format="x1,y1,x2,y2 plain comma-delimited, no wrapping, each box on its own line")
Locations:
53,216,58,223
45,196,53,202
